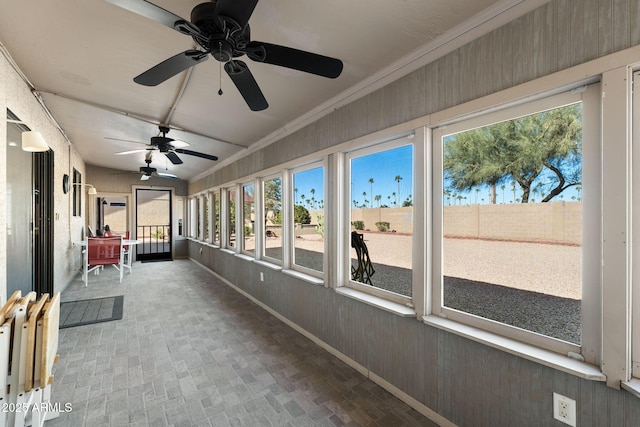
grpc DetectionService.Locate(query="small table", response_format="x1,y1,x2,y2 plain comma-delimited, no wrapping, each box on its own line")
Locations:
72,239,141,281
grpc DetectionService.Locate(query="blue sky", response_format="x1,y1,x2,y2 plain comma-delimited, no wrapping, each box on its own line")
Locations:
293,145,414,208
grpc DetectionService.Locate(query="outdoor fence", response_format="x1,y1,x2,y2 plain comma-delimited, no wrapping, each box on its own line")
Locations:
137,224,171,254
444,202,581,245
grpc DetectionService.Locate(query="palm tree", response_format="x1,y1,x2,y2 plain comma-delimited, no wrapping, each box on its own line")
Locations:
394,175,402,205
310,188,316,209
362,191,367,207
374,194,382,207
392,192,397,207
368,178,374,208
500,184,505,204
294,187,299,204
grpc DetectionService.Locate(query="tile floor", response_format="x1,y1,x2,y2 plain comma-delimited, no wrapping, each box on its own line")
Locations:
47,259,437,426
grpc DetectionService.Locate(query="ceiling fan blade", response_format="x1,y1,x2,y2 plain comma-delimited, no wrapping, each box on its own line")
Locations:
134,50,209,86
164,151,183,165
246,42,343,78
105,0,186,30
174,148,218,161
157,172,179,179
115,148,150,155
224,60,268,111
140,174,150,181
214,0,258,28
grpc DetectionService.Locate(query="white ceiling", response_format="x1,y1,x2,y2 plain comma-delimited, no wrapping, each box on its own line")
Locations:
0,0,512,181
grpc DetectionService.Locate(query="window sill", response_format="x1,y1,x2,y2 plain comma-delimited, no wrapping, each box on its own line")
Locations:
254,259,282,271
622,379,640,399
283,269,324,286
423,315,606,381
219,248,236,255
336,287,416,317
234,253,254,262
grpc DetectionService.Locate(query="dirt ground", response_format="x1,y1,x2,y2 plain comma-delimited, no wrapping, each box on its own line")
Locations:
292,232,581,299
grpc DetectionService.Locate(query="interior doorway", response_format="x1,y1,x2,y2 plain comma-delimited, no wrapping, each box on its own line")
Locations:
136,188,172,261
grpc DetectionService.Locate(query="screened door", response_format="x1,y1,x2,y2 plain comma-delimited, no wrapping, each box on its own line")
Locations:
136,188,172,261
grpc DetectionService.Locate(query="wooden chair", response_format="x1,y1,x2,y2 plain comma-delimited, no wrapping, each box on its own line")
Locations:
86,236,123,286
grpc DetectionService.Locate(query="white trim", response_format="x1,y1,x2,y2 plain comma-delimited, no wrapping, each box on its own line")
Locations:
601,66,633,388
260,173,284,266
336,287,416,317
282,269,324,286
431,88,592,357
343,137,415,306
289,161,326,278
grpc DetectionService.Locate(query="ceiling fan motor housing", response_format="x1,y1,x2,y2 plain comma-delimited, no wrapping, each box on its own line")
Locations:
140,166,157,175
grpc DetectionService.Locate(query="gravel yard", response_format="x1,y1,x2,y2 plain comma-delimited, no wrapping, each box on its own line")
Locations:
292,232,582,344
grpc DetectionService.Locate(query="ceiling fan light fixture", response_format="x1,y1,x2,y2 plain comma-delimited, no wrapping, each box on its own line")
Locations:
22,131,49,152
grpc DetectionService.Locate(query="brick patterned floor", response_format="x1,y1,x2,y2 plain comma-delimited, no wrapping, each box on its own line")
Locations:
46,259,437,426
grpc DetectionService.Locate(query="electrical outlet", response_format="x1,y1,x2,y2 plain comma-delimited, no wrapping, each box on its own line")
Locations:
260,272,264,282
553,392,576,427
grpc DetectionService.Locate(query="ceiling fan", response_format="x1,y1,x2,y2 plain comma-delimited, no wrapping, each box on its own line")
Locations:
137,154,178,181
114,125,218,165
105,0,344,111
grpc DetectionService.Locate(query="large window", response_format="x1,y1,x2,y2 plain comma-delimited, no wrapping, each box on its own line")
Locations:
346,142,414,302
188,197,196,238
432,88,599,356
226,187,237,249
263,174,283,263
242,182,255,255
212,190,220,246
203,193,210,242
291,164,324,274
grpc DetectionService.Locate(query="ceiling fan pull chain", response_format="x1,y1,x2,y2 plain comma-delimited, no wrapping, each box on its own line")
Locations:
218,42,224,96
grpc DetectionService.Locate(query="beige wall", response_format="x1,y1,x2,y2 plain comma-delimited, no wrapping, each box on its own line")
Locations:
444,202,582,244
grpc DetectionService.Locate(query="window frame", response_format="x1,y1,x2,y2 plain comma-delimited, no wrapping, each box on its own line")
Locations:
224,185,238,251
342,138,418,307
430,87,601,357
261,172,284,265
241,180,256,256
210,189,220,246
288,160,327,278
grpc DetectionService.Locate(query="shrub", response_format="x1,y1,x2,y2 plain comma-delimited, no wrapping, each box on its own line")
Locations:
375,221,390,232
294,205,311,224
351,220,364,230
316,214,324,237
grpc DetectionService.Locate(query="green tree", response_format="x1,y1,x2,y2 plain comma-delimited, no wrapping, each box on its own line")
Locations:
368,178,374,207
394,175,402,205
264,178,282,224
294,205,311,224
443,104,582,203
